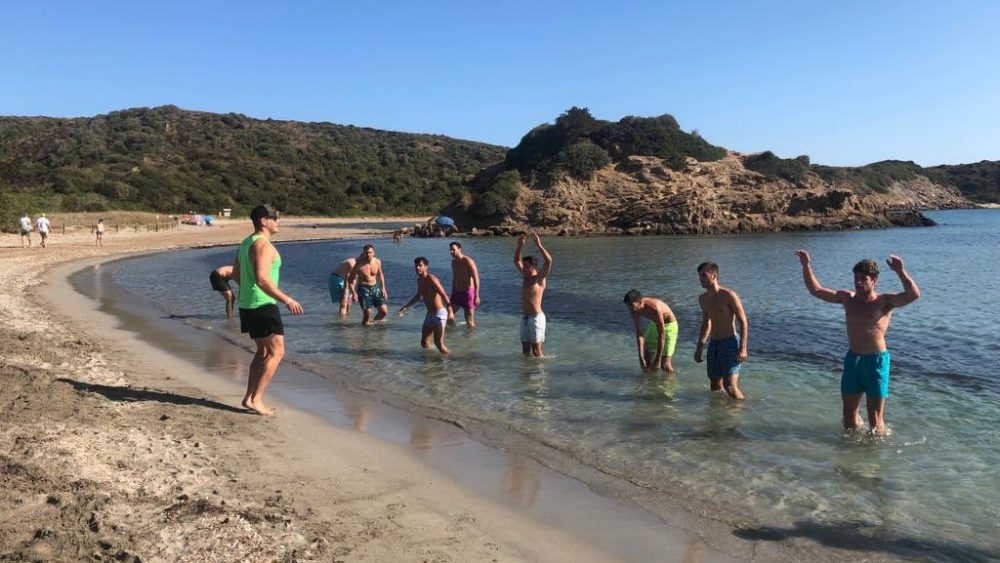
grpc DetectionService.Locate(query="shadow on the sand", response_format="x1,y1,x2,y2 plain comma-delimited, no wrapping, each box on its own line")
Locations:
733,519,998,562
57,378,248,414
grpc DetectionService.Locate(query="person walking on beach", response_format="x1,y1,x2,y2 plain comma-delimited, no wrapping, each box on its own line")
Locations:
209,265,237,319
795,251,920,435
514,234,552,357
330,257,356,315
399,257,452,355
35,214,51,248
695,262,749,400
232,205,303,416
18,213,32,247
448,241,481,327
95,219,105,247
347,244,388,325
624,289,679,372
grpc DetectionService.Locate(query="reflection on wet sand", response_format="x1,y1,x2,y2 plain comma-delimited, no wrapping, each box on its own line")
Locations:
502,455,541,509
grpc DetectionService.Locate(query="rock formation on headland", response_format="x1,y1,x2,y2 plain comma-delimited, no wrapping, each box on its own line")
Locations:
443,108,972,235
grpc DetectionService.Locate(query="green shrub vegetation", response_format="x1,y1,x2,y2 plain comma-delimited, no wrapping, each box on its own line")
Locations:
743,151,810,184
475,170,521,218
925,161,1000,203
0,105,507,229
811,160,924,193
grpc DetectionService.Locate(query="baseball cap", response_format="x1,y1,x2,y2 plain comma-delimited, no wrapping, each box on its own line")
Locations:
250,204,279,222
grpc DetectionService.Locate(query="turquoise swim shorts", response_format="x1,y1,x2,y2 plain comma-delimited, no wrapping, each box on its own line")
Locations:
841,350,890,398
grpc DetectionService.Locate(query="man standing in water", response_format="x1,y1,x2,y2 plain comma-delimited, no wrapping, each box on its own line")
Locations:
209,264,237,318
695,262,749,399
795,251,920,435
624,289,679,372
232,205,303,416
330,256,356,315
448,241,481,327
514,234,552,357
399,257,452,355
347,244,389,325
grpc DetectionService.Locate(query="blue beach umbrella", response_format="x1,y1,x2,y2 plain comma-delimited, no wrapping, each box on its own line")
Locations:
436,216,456,226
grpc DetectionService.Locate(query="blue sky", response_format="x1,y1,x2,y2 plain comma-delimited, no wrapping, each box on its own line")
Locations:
3,1,998,166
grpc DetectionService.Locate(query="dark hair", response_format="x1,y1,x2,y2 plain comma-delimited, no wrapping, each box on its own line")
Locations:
449,241,462,249
521,255,537,267
697,262,719,275
624,289,642,304
250,204,278,229
414,256,428,266
853,259,879,277
362,244,375,253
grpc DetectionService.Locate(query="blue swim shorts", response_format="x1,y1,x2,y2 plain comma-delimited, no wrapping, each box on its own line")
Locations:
841,350,890,398
706,335,742,381
357,283,385,310
328,273,346,305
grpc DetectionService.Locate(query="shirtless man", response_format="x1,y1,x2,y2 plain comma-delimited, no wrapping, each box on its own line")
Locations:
514,234,552,357
796,251,920,435
399,257,452,355
347,244,388,325
330,257,356,315
209,264,237,318
695,262,749,400
624,289,679,372
448,241,481,327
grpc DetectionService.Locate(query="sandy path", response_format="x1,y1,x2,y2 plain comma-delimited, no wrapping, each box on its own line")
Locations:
0,218,616,562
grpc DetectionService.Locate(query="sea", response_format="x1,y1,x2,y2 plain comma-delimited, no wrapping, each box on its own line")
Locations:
72,209,1000,560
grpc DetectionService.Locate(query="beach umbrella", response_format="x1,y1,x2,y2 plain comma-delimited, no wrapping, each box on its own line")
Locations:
436,216,455,226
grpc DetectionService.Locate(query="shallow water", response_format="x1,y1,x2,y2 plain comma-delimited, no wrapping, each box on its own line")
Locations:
84,210,1000,560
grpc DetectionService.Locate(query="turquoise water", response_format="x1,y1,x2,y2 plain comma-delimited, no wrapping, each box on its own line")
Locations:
102,210,999,560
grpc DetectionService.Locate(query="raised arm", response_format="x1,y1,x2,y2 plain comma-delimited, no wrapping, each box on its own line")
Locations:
534,234,553,278
513,234,525,272
795,250,841,303
884,255,920,308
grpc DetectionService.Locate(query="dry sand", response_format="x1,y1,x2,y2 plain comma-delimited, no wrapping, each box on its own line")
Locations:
0,218,634,562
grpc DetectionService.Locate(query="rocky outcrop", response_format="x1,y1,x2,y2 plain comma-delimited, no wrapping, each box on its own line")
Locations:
448,154,970,235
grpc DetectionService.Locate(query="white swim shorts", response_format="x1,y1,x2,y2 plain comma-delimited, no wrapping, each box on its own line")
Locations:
520,312,546,343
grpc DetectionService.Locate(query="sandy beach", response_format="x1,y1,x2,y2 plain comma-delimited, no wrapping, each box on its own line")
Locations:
1,217,648,563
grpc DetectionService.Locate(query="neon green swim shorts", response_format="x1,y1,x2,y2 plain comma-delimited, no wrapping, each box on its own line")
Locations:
644,320,678,357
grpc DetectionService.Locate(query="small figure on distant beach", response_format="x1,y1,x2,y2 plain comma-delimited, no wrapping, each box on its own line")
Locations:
330,257,356,315
624,289,679,372
393,231,403,244
35,214,51,248
514,234,552,357
347,244,388,325
232,205,303,416
399,257,452,355
95,219,105,247
209,265,237,318
795,250,920,435
449,241,481,327
695,262,748,399
18,213,32,248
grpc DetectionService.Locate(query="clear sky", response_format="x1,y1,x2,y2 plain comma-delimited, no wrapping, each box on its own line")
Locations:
3,1,998,166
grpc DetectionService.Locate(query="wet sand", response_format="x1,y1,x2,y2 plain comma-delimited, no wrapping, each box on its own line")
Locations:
1,217,794,561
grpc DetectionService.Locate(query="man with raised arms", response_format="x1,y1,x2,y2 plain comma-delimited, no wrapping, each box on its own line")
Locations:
347,244,388,325
209,264,237,318
795,251,920,435
232,205,304,416
695,262,749,400
330,257,356,315
448,241,481,327
514,234,552,357
624,289,679,372
398,257,452,355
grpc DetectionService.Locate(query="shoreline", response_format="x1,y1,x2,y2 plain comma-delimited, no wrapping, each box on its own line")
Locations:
1,218,732,562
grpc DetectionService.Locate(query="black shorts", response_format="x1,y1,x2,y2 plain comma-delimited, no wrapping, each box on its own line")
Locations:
209,271,232,292
239,304,284,339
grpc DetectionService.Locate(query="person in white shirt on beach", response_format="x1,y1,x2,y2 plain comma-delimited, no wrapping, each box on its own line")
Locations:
35,214,51,248
18,213,32,247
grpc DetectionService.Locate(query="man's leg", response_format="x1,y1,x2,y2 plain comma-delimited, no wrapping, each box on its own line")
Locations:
866,397,887,434
723,373,744,400
842,393,864,429
421,323,434,349
244,335,285,416
362,307,372,325
522,341,532,355
223,290,234,319
373,304,388,323
531,342,543,357
433,323,449,355
465,307,476,328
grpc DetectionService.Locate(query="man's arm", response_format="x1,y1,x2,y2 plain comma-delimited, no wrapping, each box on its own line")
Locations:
432,276,451,310
795,250,841,303
346,262,360,302
251,240,303,314
631,313,647,370
728,290,749,362
231,255,241,286
398,282,422,312
469,258,481,306
884,255,920,308
651,314,666,371
513,235,525,272
534,234,553,278
377,259,388,300
694,307,710,363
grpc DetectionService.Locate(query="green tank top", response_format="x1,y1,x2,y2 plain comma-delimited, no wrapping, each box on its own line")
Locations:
237,234,281,309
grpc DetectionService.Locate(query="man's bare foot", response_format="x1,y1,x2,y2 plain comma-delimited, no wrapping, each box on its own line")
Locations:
241,397,253,410
247,400,276,416
439,347,450,355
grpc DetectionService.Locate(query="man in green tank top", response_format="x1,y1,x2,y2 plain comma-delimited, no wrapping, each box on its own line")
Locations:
232,204,304,416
